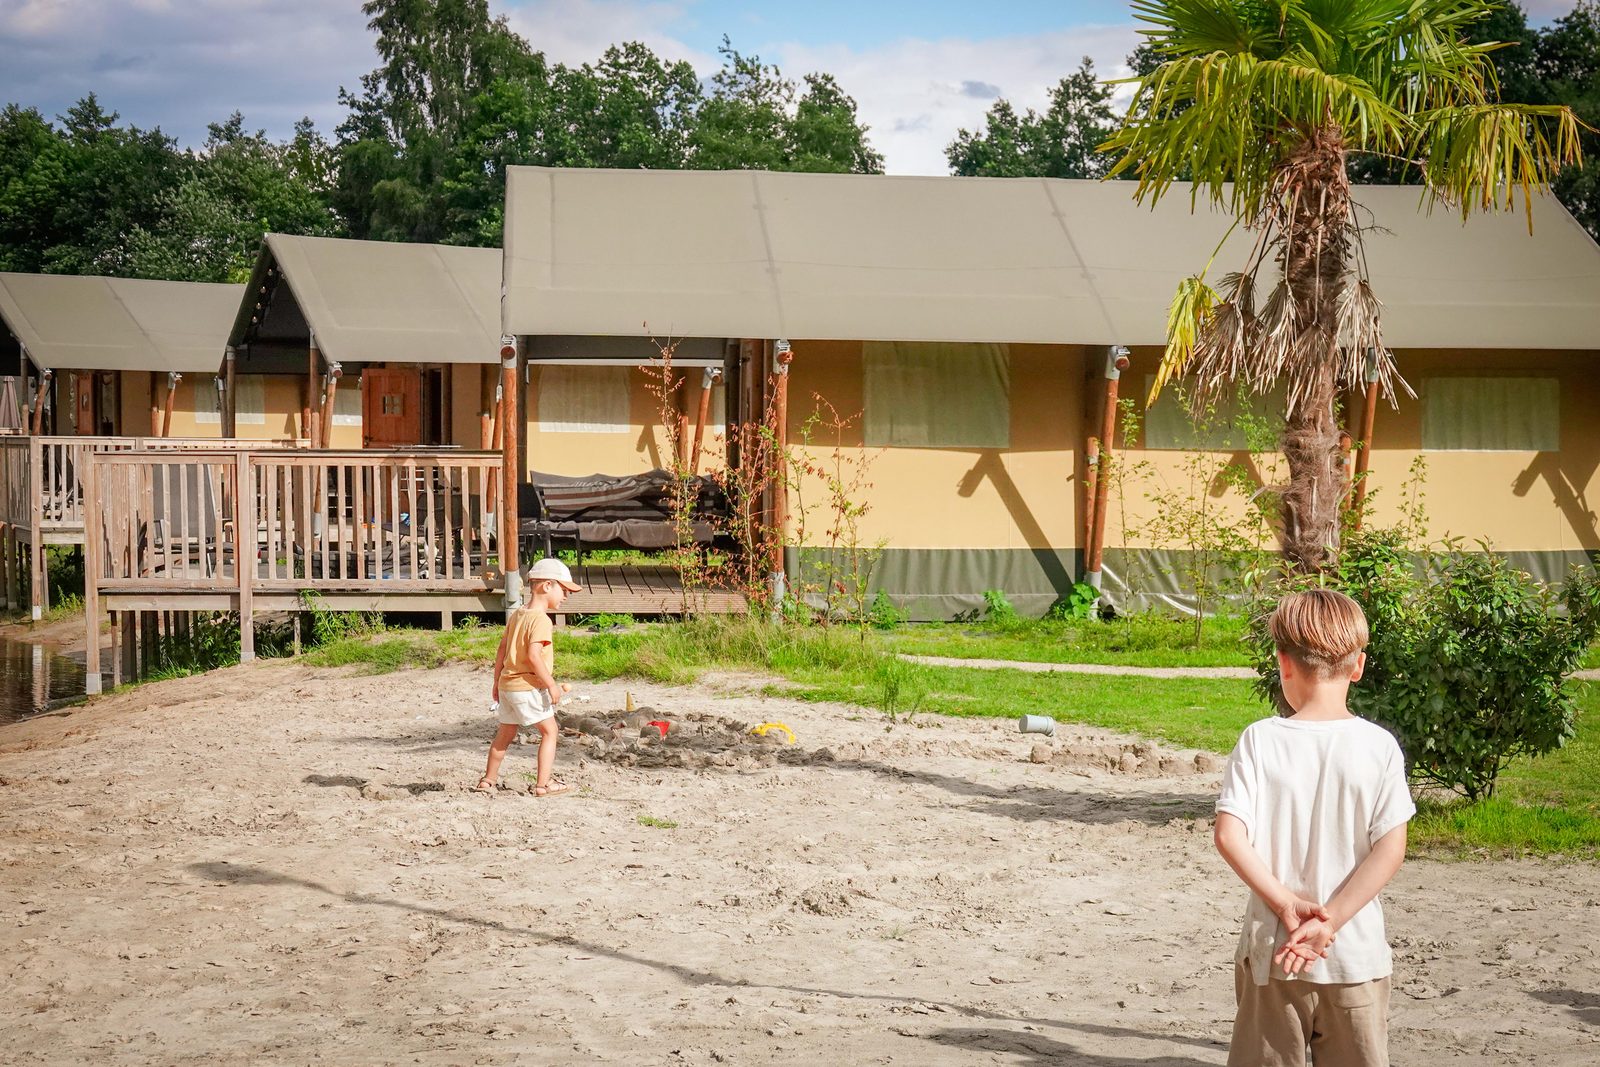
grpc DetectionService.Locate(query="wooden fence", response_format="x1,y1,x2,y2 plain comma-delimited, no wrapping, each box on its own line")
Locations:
82,447,506,690
0,435,305,617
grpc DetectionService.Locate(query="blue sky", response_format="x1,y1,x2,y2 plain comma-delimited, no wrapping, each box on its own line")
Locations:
0,1,1583,175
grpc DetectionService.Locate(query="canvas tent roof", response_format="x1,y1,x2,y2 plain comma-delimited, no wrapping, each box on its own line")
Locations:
0,273,243,372
501,167,1600,350
231,234,501,366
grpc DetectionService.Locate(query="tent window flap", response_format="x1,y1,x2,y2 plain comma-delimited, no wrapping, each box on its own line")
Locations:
864,342,1009,449
537,365,631,434
1422,377,1558,452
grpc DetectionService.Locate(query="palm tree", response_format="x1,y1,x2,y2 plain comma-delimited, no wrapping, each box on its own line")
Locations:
1102,0,1585,572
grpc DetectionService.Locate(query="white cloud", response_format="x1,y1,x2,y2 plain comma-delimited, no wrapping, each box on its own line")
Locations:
774,25,1142,175
0,0,371,141
502,0,713,68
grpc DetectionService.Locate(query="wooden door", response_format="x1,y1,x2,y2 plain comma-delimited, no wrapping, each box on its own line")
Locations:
73,372,95,436
362,368,422,448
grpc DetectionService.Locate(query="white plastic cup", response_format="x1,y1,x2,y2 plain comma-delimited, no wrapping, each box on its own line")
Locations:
1018,714,1056,737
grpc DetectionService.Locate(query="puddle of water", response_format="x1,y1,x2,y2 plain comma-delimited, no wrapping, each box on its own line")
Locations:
0,633,88,724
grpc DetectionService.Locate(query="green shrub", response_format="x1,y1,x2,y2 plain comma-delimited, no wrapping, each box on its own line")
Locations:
982,588,1019,625
1048,581,1102,621
868,591,907,629
1252,531,1600,801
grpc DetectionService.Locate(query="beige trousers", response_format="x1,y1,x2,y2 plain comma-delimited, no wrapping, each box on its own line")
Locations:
1228,961,1390,1067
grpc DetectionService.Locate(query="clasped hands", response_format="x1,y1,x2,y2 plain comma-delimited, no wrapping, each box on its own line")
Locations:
1272,896,1338,977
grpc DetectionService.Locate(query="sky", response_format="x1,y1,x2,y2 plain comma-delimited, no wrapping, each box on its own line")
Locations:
0,0,1585,175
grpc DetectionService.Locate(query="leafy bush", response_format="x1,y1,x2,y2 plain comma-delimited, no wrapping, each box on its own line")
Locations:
1048,580,1103,621
982,588,1019,625
1252,531,1600,801
868,591,908,629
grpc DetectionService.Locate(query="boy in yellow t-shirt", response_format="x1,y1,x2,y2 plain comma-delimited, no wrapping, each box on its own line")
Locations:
476,558,582,797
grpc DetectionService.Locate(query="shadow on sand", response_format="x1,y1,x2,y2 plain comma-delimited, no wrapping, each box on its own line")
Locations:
187,860,1224,1064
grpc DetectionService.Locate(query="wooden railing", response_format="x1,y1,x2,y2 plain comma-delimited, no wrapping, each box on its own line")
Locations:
85,448,503,595
0,435,307,536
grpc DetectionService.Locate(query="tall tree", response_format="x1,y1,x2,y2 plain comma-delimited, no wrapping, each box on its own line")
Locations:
1102,0,1584,573
125,115,341,282
0,95,189,275
690,41,884,173
1537,1,1600,238
335,0,542,241
947,57,1117,178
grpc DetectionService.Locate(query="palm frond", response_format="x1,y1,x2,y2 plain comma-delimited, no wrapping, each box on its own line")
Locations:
1150,274,1218,406
1410,103,1588,229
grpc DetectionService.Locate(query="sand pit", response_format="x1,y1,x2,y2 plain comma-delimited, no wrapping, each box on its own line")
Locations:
2,659,1598,1064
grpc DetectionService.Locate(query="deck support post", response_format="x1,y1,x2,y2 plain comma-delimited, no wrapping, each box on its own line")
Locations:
29,361,49,435
237,452,256,662
769,340,792,614
150,372,162,436
1084,346,1130,593
1349,349,1381,531
110,611,122,689
29,438,44,621
499,337,521,615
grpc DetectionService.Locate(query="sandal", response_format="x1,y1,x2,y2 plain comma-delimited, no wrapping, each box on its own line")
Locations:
473,777,497,794
535,781,573,798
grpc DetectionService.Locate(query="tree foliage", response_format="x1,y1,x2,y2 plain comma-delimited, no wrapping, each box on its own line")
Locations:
946,57,1117,179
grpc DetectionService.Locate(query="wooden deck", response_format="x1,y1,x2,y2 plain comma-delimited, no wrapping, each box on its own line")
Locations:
66,443,745,691
563,564,746,617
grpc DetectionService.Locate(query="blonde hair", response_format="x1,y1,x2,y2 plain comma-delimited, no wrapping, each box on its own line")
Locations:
1268,589,1368,679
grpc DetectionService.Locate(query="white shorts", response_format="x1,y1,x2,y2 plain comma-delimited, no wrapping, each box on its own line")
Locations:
498,689,555,727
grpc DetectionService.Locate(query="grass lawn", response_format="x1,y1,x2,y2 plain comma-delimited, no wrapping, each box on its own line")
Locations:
300,614,1600,857
881,613,1254,668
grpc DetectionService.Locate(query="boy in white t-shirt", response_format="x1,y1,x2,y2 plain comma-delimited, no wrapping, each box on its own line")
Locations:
1215,589,1416,1067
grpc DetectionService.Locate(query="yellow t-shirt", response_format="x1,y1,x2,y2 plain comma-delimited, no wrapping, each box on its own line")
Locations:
498,607,555,693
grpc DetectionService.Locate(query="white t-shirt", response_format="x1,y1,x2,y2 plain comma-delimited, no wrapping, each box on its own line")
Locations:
1216,715,1416,987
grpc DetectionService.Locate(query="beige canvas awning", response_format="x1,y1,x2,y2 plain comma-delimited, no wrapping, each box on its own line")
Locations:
502,167,1600,349
0,273,243,372
232,234,502,365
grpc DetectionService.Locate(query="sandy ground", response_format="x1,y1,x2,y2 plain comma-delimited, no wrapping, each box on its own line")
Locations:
2,660,1599,1066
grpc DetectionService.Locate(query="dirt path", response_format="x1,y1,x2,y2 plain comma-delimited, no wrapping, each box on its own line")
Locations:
1,661,1597,1065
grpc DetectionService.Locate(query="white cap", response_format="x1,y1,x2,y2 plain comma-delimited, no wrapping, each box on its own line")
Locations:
525,557,582,592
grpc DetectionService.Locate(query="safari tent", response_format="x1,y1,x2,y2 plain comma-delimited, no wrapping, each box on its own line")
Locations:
227,234,507,451
0,272,244,438
500,166,1600,619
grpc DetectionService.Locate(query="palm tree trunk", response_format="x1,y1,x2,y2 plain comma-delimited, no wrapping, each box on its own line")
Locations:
1277,127,1351,573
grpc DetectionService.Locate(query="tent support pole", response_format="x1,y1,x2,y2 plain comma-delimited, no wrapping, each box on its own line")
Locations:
1085,346,1130,594
500,337,521,616
691,367,719,477
162,372,180,438
769,341,792,615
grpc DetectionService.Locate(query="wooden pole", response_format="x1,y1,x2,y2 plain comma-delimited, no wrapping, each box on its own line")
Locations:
237,452,255,662
223,346,238,439
770,341,792,608
1350,375,1380,531
305,330,320,448
500,338,521,614
1083,435,1100,558
82,451,101,692
29,364,49,435
28,437,43,621
1085,347,1130,591
691,367,719,476
162,372,180,438
149,372,162,436
319,365,341,447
